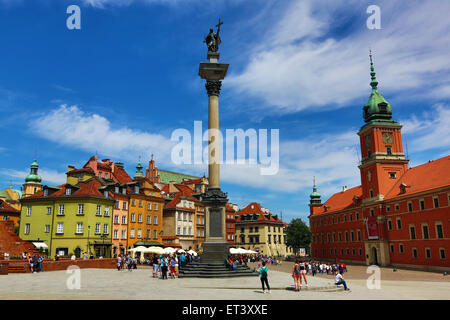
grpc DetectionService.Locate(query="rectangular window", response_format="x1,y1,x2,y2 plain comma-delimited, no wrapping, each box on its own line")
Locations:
139,200,143,208
131,199,135,206
122,215,126,224
137,228,142,238
58,204,65,216
420,200,425,211
422,225,429,239
114,229,119,239
103,223,109,235
114,215,119,224
130,228,135,238
147,203,151,210
396,218,402,230
436,224,444,239
147,215,151,224
65,188,71,196
138,213,142,223
189,213,192,222
95,223,100,234
399,243,404,254
96,205,101,216
412,248,418,259
76,223,83,234
154,204,158,211
408,202,413,212
47,207,51,215
425,248,431,259
153,230,157,239
390,244,394,253
104,206,110,217
57,223,63,234
351,231,354,242
440,248,446,260
189,227,192,235
121,230,126,239
395,204,400,211
122,202,127,210
45,225,50,233
131,213,135,222
115,201,119,209
409,226,416,240
25,223,30,234
177,227,181,235
153,216,158,225
388,220,393,230
433,197,439,208
183,227,186,235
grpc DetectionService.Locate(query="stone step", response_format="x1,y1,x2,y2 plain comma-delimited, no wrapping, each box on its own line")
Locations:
179,272,259,278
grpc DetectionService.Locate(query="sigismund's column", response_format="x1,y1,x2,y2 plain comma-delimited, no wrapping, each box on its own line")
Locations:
198,21,230,263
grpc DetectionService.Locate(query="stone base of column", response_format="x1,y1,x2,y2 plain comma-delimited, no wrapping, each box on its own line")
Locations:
201,241,230,263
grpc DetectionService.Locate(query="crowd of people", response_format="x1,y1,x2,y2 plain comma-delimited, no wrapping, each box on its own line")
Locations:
117,251,198,280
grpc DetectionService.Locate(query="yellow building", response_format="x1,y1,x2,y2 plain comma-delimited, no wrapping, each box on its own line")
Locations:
235,202,294,257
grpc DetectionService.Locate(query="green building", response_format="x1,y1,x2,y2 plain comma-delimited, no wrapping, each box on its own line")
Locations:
20,178,115,258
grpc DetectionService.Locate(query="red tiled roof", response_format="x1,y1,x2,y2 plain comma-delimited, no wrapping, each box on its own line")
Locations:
236,202,284,223
311,185,362,216
0,200,20,213
67,168,95,174
385,155,450,200
112,167,133,184
181,178,203,184
22,178,113,200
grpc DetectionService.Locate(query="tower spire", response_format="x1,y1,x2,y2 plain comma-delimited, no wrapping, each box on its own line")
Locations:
134,156,144,178
310,177,321,205
369,50,378,91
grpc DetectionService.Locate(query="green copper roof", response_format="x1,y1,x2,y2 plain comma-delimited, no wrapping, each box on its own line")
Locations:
134,160,144,178
309,178,321,205
363,51,392,123
158,170,200,184
25,157,42,184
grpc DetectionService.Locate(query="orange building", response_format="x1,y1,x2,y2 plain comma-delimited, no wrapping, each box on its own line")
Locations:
309,53,450,272
127,162,164,249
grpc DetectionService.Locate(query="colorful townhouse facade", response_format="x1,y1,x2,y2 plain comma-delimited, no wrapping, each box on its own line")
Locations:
125,161,165,249
235,202,293,257
308,53,450,272
226,203,237,246
20,178,115,258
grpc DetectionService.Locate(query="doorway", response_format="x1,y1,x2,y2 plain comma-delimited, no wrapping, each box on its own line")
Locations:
372,247,378,265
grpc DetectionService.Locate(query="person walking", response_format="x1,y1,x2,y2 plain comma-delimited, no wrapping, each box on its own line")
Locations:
299,260,308,288
117,255,122,271
37,255,43,272
152,254,159,278
335,270,350,291
292,259,301,291
259,261,270,294
160,255,168,280
169,256,176,279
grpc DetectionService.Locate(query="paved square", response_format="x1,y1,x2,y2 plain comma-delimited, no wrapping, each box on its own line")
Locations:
0,267,449,300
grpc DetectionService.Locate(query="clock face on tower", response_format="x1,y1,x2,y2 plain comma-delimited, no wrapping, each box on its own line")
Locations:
382,132,393,144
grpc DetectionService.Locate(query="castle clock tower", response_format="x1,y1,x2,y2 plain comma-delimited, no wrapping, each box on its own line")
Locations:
358,52,409,202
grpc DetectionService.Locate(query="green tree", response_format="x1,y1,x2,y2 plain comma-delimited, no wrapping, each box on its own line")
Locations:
286,218,312,256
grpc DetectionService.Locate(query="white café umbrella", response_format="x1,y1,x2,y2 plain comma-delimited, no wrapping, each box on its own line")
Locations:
163,247,177,254
187,249,197,256
145,246,165,254
177,249,185,253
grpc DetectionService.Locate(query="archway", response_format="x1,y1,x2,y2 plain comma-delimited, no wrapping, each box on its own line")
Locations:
372,247,378,265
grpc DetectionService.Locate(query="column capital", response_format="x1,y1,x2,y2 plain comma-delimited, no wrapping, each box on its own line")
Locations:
205,80,222,97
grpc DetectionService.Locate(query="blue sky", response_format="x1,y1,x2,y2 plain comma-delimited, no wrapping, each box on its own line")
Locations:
0,0,449,223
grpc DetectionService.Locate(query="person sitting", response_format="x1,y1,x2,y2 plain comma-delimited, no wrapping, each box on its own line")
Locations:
335,270,350,291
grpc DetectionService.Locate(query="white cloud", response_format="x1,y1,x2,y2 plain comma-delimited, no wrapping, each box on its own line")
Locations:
0,168,66,186
81,0,195,8
401,104,450,153
31,105,176,164
228,0,450,114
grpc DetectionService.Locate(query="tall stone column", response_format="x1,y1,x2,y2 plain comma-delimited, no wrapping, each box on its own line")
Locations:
199,52,230,263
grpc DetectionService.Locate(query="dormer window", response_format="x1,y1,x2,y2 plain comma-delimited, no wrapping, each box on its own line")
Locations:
115,186,119,194
65,188,71,196
389,172,396,179
134,186,139,194
104,173,108,179
44,189,48,197
104,191,108,198
122,188,126,195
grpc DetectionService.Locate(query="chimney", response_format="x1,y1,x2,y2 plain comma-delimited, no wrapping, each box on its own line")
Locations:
342,186,348,192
